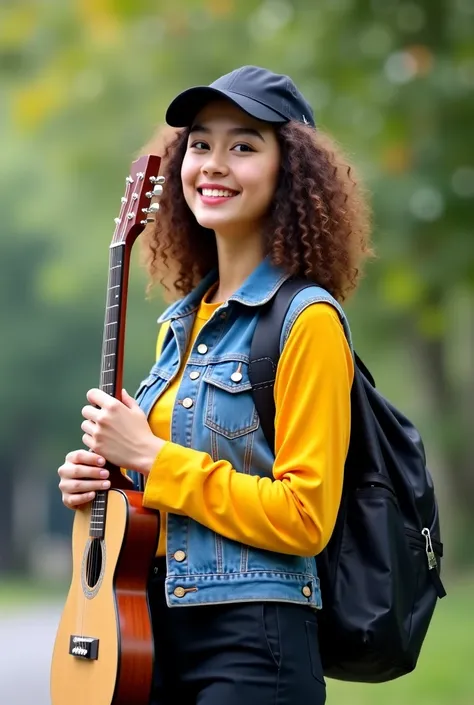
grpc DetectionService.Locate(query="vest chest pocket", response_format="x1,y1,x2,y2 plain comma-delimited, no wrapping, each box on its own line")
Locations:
203,360,259,439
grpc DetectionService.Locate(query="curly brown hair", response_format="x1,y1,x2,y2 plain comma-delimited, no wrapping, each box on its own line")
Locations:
139,121,373,302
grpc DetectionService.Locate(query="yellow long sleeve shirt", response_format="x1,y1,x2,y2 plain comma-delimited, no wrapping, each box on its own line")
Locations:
144,294,354,558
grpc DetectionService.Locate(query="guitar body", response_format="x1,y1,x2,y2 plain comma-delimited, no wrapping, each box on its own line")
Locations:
50,489,159,705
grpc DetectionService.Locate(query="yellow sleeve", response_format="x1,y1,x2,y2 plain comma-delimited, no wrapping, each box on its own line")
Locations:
142,303,354,557
155,320,170,360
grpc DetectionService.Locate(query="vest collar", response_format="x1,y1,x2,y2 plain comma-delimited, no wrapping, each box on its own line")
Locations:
157,257,292,323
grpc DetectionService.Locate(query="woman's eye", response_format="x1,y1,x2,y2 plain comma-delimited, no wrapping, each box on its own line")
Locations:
190,141,209,150
232,144,255,153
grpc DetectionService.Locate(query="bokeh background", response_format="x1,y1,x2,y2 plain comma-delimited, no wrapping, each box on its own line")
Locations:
0,1,473,703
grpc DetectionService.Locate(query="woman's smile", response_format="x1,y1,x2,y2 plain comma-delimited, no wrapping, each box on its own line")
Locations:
197,182,240,205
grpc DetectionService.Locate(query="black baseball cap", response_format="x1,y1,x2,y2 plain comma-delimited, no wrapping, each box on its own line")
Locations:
165,65,315,129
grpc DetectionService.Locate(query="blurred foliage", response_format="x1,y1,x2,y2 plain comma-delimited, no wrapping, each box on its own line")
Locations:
0,0,473,571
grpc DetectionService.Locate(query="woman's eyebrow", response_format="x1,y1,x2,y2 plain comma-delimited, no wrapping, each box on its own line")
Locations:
189,125,265,142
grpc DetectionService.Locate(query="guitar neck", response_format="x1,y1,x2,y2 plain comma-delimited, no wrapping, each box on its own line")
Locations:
88,154,162,539
100,243,129,399
90,244,132,539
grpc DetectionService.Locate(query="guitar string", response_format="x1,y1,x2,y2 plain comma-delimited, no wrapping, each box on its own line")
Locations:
81,248,117,648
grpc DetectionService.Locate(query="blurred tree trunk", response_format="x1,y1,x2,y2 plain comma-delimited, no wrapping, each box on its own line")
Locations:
408,289,474,565
0,457,14,571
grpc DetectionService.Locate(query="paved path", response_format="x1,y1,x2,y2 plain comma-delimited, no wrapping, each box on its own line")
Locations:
0,603,62,705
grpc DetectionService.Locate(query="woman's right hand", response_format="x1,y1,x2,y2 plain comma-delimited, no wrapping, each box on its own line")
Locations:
58,449,110,509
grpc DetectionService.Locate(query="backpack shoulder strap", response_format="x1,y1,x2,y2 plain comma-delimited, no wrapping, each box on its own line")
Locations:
249,278,374,453
248,279,314,452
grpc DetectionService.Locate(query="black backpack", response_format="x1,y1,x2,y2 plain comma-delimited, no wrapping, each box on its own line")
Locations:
248,279,446,683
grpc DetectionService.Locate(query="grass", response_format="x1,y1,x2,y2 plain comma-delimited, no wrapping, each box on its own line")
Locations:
326,575,474,705
1,574,472,703
0,576,68,606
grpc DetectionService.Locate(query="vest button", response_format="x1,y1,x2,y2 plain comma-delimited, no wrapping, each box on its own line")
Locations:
197,344,208,354
173,550,186,562
302,585,312,598
182,397,193,409
189,371,200,380
173,586,186,598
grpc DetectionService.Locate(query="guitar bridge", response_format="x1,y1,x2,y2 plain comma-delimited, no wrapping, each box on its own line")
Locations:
69,635,99,660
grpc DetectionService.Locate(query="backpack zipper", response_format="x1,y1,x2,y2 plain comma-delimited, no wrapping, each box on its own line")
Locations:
421,528,438,570
405,527,443,555
411,527,447,599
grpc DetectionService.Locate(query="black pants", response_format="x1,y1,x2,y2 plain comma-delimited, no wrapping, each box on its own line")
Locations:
148,558,326,705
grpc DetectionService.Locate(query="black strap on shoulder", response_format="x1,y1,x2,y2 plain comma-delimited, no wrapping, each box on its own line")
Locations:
249,278,376,454
249,279,313,452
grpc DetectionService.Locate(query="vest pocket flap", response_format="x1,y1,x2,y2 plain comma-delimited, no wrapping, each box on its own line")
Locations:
203,360,252,393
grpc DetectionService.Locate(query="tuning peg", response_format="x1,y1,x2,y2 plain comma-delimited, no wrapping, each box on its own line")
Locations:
114,218,121,224
142,203,160,214
146,184,163,199
121,197,127,204
150,175,166,185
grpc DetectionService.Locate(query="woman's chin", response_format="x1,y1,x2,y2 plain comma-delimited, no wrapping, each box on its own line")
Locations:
195,214,239,231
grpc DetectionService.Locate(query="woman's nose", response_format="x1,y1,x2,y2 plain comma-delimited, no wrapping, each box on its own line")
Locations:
201,154,229,177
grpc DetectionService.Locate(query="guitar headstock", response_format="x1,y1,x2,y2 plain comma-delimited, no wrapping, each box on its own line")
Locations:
112,154,163,246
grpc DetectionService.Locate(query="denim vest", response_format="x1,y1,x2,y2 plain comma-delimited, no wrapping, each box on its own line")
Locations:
131,258,352,609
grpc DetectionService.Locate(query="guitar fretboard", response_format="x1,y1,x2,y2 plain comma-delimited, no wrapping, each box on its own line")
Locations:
90,244,125,539
99,244,125,397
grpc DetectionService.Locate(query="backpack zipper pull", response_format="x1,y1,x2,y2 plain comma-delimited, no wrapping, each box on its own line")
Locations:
422,527,447,599
421,527,437,570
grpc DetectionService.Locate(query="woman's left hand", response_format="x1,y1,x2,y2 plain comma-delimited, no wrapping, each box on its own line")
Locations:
81,388,165,475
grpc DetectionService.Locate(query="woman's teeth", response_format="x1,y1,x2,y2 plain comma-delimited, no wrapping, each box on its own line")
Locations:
201,188,237,198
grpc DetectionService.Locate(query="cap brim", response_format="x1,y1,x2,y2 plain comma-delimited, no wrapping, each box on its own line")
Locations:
165,86,288,127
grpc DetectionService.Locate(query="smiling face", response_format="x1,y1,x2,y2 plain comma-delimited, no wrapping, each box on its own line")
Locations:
181,100,281,243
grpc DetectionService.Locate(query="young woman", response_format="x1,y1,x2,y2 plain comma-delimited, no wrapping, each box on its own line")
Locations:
58,65,372,705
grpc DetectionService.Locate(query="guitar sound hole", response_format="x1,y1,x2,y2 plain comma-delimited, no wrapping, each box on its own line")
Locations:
86,539,103,588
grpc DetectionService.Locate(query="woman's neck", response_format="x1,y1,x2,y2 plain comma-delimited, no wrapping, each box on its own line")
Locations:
209,234,265,304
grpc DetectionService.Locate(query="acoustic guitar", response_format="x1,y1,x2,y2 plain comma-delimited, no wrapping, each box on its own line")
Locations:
50,154,162,705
